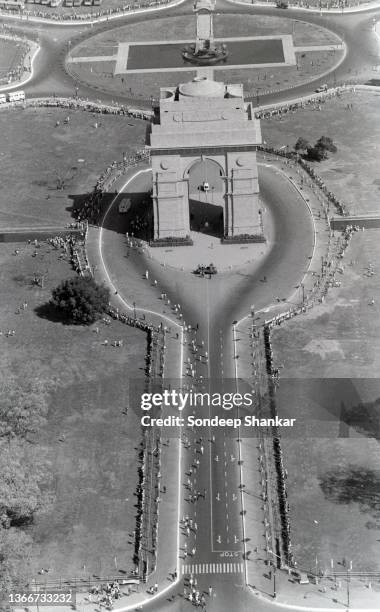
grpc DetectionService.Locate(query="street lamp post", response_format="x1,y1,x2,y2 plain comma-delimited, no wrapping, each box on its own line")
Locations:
347,560,352,608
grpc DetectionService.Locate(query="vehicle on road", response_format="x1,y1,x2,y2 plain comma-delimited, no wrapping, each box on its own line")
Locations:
194,264,217,276
119,197,132,213
7,90,25,102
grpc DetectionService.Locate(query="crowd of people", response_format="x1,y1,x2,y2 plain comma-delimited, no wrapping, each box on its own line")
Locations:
45,230,91,276
264,225,359,333
263,325,294,567
0,31,31,86
260,221,361,570
133,429,162,583
19,97,152,227
72,149,149,225
259,145,349,217
88,581,121,609
234,0,369,11
283,0,369,9
0,0,174,23
254,86,353,120
27,96,154,120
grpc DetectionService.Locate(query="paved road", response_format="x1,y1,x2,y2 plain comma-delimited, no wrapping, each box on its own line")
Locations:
99,163,315,611
1,0,379,105
2,4,377,609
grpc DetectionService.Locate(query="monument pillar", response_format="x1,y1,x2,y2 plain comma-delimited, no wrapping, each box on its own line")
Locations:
194,0,215,53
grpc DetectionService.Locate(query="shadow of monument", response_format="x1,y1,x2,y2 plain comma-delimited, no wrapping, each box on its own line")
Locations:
68,192,153,241
189,198,223,238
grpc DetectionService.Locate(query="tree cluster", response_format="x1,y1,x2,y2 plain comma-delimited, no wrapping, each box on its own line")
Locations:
50,276,110,325
294,135,338,162
0,383,52,596
0,385,48,441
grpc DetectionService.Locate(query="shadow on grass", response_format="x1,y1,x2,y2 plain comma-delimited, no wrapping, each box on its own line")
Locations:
35,302,71,324
319,466,380,522
340,399,380,441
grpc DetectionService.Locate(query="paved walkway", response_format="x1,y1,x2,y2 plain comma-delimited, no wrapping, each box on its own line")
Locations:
147,231,269,273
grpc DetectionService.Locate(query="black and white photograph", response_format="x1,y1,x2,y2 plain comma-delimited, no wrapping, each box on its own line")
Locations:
0,0,379,610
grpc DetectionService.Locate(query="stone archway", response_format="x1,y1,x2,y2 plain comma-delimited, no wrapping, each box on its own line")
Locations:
185,158,225,237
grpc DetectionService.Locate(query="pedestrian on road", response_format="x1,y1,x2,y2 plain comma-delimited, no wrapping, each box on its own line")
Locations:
208,586,213,596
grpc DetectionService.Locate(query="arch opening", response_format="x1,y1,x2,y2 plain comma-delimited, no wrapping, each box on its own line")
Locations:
186,158,225,237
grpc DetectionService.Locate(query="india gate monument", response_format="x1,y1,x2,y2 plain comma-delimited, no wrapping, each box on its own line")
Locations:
148,76,263,243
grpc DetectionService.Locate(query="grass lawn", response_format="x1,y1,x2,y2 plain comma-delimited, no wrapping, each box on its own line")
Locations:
67,14,343,99
216,47,341,97
0,107,146,229
0,240,147,583
0,37,25,80
261,90,380,216
271,230,380,573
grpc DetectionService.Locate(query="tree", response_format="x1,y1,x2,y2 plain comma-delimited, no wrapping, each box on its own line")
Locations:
316,135,337,153
0,441,47,528
0,384,48,441
0,527,33,593
50,277,110,324
306,145,328,162
294,137,310,152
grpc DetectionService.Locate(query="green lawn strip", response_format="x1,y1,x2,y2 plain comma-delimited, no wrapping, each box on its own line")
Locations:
0,241,147,585
270,231,380,572
0,38,25,79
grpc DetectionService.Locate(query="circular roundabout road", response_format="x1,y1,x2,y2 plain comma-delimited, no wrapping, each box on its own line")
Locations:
3,0,379,105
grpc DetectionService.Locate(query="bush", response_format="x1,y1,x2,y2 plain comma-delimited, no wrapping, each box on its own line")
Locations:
306,145,328,162
294,137,310,152
50,277,110,325
316,135,337,153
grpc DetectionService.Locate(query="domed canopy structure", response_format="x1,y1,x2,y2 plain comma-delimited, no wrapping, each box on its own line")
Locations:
179,77,225,98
